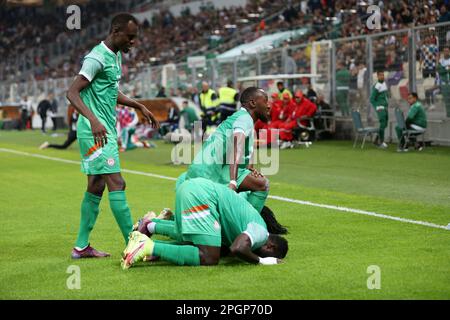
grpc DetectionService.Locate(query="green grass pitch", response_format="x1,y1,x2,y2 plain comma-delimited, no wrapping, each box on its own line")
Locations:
0,130,449,299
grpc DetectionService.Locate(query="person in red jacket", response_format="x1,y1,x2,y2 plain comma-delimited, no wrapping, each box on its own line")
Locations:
279,90,317,148
294,90,317,127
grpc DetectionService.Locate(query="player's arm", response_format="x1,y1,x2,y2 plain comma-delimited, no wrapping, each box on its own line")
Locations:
229,233,260,264
229,132,246,191
230,233,279,265
66,75,108,147
117,91,160,129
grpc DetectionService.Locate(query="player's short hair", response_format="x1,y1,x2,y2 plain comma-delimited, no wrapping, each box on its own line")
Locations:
276,81,284,86
110,13,139,33
239,86,262,105
409,92,418,99
269,234,288,259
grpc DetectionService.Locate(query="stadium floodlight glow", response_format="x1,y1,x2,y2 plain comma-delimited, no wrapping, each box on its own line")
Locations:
248,13,260,18
358,1,368,5
238,19,249,24
224,24,237,29
214,30,220,35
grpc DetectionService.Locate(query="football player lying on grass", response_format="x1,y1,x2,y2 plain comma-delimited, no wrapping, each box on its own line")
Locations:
121,178,288,268
175,171,288,235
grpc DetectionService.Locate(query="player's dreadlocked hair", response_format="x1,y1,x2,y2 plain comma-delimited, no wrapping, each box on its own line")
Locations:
260,206,288,235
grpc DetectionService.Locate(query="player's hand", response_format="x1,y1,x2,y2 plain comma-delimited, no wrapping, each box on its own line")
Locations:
90,119,108,147
140,105,160,129
249,167,264,178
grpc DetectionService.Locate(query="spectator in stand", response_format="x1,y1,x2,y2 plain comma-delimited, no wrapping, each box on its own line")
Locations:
156,86,167,98
420,34,438,78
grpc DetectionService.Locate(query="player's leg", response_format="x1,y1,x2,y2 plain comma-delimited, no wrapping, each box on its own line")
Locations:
121,231,220,268
136,215,181,241
237,170,269,213
133,181,222,267
395,125,405,149
152,235,220,266
377,109,388,145
72,175,109,258
48,130,77,149
104,172,134,244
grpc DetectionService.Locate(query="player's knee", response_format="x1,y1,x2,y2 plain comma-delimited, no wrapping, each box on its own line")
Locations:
88,179,106,196
108,175,126,191
200,255,220,266
198,247,220,266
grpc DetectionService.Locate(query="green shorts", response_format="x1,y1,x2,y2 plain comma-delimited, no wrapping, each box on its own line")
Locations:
78,137,121,175
174,182,222,247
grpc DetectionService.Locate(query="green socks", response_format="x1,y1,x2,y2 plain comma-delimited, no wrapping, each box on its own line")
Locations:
247,190,268,213
109,191,134,244
75,192,102,249
152,218,181,241
152,241,200,266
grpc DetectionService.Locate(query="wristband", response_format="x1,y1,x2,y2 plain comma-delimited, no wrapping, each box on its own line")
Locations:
229,180,237,187
259,257,278,265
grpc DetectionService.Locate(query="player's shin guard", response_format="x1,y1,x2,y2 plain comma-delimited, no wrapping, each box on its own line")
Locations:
109,191,134,244
75,192,102,249
153,242,200,266
247,190,269,213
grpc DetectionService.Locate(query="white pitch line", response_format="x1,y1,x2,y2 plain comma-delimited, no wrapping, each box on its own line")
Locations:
1,147,448,231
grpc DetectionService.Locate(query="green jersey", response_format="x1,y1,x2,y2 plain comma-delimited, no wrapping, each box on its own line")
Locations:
77,41,122,139
370,81,389,108
186,108,254,185
437,57,450,84
214,182,268,250
180,106,199,129
336,68,350,89
407,101,427,128
176,178,268,250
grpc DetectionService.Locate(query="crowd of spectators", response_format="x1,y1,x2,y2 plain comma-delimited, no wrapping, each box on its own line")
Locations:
2,0,450,88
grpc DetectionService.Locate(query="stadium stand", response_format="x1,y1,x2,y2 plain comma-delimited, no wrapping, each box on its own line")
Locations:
2,0,450,144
